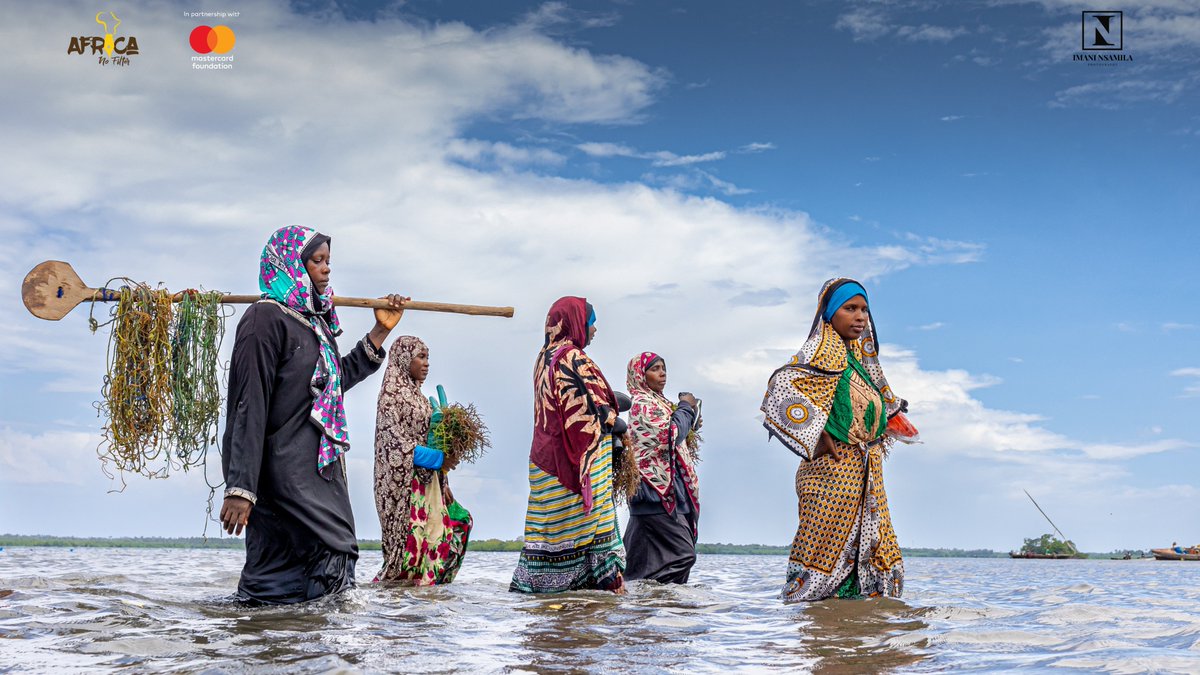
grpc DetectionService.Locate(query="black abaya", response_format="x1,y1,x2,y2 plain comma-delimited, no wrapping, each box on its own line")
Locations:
221,300,384,604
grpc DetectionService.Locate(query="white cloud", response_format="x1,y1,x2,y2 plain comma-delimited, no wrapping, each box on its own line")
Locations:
738,142,776,153
641,169,753,196
515,2,622,32
0,427,99,485
446,139,565,168
940,115,966,121
577,141,729,167
1050,79,1188,110
836,9,968,43
898,232,986,264
914,322,945,330
1080,439,1194,460
652,151,727,167
577,141,640,158
1172,367,1200,397
901,25,970,42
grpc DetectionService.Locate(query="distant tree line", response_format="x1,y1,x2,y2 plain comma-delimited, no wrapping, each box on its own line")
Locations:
0,535,1123,559
0,535,245,549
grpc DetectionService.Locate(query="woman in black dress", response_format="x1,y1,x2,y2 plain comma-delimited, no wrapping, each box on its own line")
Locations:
219,225,405,604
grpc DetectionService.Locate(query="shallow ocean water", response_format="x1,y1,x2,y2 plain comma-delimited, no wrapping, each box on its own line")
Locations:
2,548,1199,673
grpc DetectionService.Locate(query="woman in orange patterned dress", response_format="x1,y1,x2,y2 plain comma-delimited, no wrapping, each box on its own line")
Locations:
761,278,915,602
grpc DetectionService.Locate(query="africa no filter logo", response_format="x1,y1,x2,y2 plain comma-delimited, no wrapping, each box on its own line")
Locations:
68,11,139,67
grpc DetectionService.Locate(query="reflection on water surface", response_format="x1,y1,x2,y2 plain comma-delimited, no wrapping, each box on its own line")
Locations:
2,549,1199,673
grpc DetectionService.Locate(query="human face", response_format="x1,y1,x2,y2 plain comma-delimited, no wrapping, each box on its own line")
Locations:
304,242,331,295
586,323,597,347
645,359,666,394
830,295,869,341
409,348,429,383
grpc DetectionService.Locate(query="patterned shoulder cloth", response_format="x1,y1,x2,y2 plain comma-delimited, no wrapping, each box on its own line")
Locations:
530,296,618,512
760,278,906,460
626,352,700,519
258,225,353,477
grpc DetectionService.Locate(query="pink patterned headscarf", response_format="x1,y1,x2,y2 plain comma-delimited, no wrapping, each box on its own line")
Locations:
259,225,349,476
625,352,699,519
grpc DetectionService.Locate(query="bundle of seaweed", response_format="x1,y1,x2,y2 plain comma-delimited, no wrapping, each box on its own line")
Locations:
429,402,491,468
94,284,175,482
686,428,703,462
611,435,641,506
90,283,230,489
170,290,227,470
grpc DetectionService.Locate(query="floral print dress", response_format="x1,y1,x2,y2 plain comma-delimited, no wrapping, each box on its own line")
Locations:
373,336,472,585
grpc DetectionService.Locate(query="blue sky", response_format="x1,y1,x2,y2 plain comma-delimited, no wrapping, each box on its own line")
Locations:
2,0,1197,552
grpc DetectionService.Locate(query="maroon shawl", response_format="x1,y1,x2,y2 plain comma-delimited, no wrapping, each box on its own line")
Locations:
529,296,618,512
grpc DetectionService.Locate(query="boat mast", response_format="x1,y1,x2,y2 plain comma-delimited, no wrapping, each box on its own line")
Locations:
1023,489,1077,554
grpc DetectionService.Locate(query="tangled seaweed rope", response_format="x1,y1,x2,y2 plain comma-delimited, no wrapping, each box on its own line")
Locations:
89,282,230,522
171,291,231,535
170,290,228,469
91,281,175,484
429,403,491,468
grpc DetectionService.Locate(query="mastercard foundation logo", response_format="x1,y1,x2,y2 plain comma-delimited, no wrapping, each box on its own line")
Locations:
190,25,235,54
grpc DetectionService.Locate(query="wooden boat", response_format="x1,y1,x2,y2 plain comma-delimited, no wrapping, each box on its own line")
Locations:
1151,548,1200,561
1009,551,1073,559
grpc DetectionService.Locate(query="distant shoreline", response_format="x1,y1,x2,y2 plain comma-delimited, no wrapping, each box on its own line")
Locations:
0,535,1028,557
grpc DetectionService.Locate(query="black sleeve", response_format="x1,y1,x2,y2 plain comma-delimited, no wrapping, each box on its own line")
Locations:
222,305,283,500
672,401,696,445
339,334,386,392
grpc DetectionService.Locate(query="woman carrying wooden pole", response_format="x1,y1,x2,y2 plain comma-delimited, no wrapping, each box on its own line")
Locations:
219,225,408,605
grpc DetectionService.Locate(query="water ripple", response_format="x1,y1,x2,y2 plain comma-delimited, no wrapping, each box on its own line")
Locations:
2,550,1200,672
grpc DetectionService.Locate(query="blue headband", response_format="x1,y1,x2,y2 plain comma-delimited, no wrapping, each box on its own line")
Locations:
587,306,597,327
822,282,868,321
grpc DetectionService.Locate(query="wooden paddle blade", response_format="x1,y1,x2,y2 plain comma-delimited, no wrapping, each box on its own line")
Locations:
22,261,94,320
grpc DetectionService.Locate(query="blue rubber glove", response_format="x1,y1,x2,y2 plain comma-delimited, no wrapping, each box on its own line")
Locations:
413,444,444,470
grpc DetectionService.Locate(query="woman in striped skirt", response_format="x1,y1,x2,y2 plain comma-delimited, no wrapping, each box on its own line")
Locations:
510,296,626,594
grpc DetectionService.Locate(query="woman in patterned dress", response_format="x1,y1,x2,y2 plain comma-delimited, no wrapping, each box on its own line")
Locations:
761,278,911,602
510,296,626,593
622,352,701,584
373,336,472,585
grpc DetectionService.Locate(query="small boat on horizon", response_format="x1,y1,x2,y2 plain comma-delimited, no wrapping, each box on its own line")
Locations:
1151,548,1200,561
